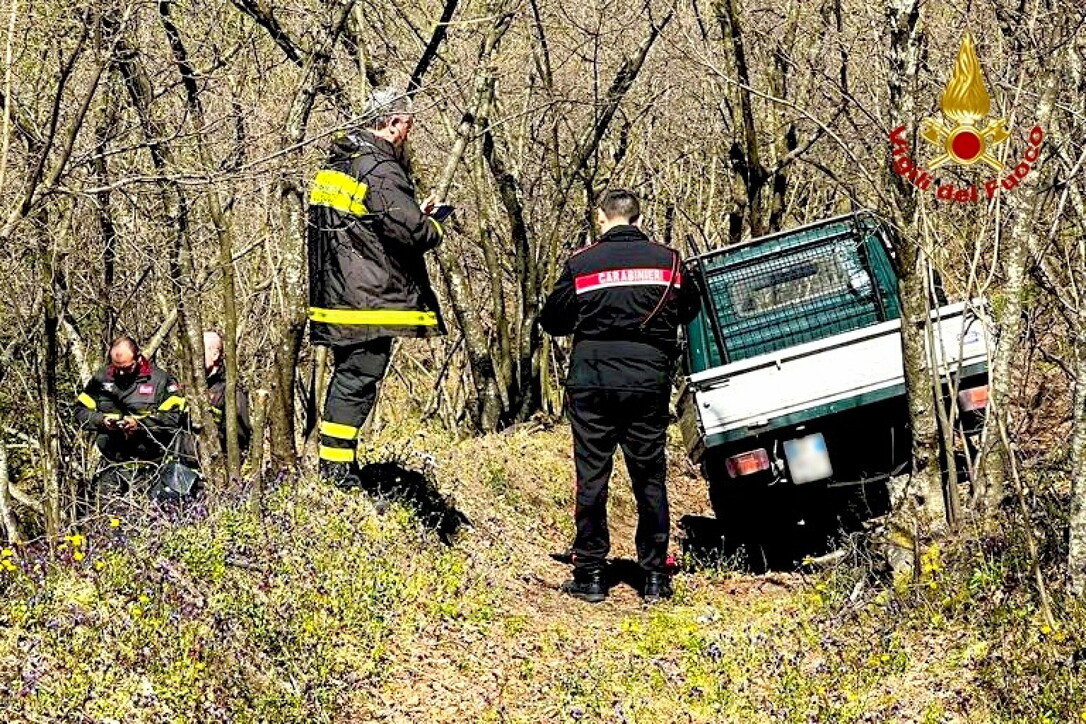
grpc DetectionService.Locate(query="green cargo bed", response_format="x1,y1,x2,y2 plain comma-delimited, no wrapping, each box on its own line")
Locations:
685,212,902,374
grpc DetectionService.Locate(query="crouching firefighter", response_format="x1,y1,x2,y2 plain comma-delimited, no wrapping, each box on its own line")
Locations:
75,335,198,505
203,330,252,455
541,189,701,604
307,88,447,488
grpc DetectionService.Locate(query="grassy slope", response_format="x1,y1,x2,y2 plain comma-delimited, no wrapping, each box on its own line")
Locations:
2,418,1085,723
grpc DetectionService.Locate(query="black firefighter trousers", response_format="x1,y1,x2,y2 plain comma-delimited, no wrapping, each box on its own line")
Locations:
569,387,670,574
319,337,393,465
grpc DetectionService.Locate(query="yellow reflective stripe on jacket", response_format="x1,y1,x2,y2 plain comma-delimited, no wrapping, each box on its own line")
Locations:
77,393,97,410
429,217,445,239
308,307,438,327
158,395,187,412
309,169,368,217
320,421,359,440
319,445,355,462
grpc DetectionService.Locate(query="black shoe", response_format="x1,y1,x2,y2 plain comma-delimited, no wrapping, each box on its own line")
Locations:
320,460,362,490
642,572,673,604
561,569,607,603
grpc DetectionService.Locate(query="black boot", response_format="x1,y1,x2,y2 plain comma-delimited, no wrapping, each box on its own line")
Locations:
642,572,673,604
561,569,607,603
320,460,362,490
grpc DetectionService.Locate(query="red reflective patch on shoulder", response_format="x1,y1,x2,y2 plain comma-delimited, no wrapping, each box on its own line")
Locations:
138,384,155,395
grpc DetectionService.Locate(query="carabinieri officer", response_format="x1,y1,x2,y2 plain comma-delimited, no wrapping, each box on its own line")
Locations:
541,189,701,604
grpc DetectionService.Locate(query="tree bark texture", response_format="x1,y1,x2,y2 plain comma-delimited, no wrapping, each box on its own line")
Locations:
885,0,946,531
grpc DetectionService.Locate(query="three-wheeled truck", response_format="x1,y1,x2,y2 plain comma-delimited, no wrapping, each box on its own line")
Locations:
677,212,989,565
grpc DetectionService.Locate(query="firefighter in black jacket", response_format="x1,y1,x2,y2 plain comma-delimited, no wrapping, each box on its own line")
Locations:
541,189,701,604
307,88,446,487
75,336,188,497
203,330,251,454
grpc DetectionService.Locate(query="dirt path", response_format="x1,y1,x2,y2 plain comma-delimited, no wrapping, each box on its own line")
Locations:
370,438,809,723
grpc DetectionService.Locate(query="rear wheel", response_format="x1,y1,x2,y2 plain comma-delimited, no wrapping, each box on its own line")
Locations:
707,474,804,572
707,471,889,571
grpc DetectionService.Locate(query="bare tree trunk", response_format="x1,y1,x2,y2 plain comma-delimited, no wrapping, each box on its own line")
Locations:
144,310,180,360
91,75,119,347
249,388,269,514
36,222,64,537
886,0,946,532
303,346,330,457
430,3,515,431
984,6,1060,516
0,443,21,544
160,1,241,480
406,0,459,96
1068,301,1086,595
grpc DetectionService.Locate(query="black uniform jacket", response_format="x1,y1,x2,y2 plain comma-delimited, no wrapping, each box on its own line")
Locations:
307,130,446,347
75,357,187,462
206,364,252,452
540,225,702,390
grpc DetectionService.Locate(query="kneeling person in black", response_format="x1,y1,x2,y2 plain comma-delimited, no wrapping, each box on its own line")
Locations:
541,189,701,603
75,335,191,504
203,330,252,454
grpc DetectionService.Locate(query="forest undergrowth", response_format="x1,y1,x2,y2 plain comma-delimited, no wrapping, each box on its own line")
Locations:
2,407,1084,723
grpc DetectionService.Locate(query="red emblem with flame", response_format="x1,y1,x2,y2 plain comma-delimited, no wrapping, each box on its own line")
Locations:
888,32,1044,204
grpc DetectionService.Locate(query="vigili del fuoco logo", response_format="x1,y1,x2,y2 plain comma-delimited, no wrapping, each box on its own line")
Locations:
889,33,1044,204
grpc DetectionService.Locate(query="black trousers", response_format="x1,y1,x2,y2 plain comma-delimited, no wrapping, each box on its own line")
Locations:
319,337,393,464
568,387,670,574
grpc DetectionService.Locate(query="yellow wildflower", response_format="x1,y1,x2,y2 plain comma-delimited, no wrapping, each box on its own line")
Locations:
65,534,84,548
1,547,13,558
73,551,85,562
110,518,121,528
94,561,105,571
131,606,143,618
1,559,16,572
139,594,150,605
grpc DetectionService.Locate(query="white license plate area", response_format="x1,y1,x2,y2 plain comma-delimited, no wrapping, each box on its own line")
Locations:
783,433,833,484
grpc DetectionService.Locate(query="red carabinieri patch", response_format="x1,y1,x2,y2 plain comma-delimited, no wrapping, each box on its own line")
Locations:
138,384,155,395
574,267,681,295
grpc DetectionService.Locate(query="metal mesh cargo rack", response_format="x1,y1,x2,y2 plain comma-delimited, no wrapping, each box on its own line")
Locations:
685,212,902,371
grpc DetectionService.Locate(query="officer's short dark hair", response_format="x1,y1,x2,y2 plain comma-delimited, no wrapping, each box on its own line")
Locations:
110,334,140,358
597,189,640,223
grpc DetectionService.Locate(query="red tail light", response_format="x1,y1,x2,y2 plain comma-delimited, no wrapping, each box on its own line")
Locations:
725,449,770,478
958,385,989,412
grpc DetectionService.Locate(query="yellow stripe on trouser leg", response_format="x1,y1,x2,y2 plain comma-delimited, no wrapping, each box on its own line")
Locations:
77,393,97,409
319,445,356,463
320,421,359,440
